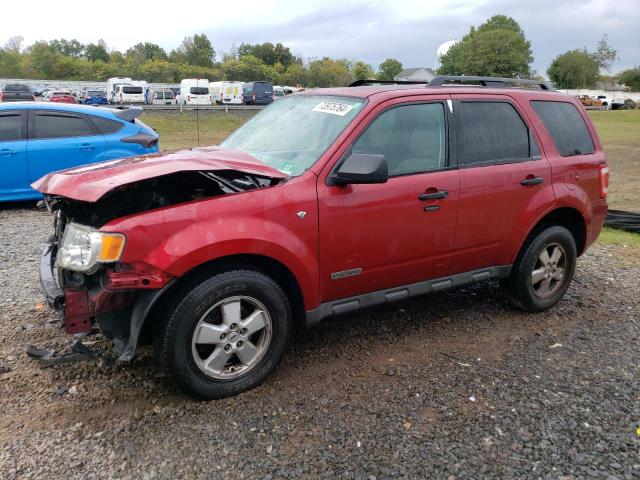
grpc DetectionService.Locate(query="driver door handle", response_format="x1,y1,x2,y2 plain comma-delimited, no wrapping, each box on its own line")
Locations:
521,176,544,186
419,190,448,201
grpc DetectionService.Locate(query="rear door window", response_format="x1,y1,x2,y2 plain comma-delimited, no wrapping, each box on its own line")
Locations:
456,101,532,166
352,102,447,176
531,101,595,156
0,113,23,142
32,113,97,139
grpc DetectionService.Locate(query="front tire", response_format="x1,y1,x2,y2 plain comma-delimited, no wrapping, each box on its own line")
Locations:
503,226,577,312
154,269,292,400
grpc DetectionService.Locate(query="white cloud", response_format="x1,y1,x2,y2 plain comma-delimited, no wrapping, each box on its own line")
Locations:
3,0,639,73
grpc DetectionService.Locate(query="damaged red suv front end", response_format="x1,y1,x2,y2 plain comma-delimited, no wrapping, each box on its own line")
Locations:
35,146,286,360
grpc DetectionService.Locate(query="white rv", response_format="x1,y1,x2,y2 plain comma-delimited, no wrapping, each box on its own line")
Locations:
114,84,145,104
106,77,132,104
177,79,211,106
209,81,244,105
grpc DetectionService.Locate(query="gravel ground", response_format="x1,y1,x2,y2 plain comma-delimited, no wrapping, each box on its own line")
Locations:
1,205,639,479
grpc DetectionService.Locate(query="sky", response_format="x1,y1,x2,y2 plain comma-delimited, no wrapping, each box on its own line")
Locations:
3,0,639,75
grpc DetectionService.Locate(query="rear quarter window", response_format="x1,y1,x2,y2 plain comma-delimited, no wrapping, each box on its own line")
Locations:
531,101,595,156
91,116,123,135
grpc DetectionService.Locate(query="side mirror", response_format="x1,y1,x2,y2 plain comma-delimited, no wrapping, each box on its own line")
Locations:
331,153,388,185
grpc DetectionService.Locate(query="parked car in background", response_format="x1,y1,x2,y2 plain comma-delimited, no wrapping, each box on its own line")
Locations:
243,81,273,105
48,91,76,104
107,77,133,104
177,79,211,106
147,88,175,105
80,89,108,105
272,87,286,101
31,85,46,97
209,81,244,105
0,103,159,202
114,85,145,104
32,76,608,399
0,83,35,102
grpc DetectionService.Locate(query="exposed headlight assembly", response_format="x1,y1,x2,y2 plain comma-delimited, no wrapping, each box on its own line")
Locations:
56,223,125,273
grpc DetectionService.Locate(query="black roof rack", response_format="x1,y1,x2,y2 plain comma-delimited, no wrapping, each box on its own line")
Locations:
427,75,553,90
348,79,430,87
348,76,554,91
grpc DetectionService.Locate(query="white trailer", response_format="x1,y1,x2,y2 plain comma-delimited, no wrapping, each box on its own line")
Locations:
209,81,244,105
177,79,211,106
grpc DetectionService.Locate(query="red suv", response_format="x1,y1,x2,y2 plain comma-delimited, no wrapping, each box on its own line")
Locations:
35,76,608,399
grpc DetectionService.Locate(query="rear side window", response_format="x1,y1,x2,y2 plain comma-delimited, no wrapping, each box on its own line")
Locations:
4,84,30,92
91,116,123,135
353,103,447,176
0,114,23,142
457,101,531,165
32,113,96,139
531,101,595,156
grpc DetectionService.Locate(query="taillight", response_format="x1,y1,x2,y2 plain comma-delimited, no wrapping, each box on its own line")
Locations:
120,133,158,148
598,162,609,199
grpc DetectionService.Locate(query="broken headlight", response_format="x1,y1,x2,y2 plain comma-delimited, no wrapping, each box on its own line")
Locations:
56,223,126,273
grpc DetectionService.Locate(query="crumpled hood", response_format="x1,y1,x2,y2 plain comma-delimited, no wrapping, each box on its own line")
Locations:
32,146,286,202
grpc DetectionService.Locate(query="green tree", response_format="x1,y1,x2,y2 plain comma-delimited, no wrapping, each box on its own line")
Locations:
619,67,640,91
438,15,533,77
593,34,617,73
50,39,85,58
0,49,23,77
85,41,110,63
126,42,167,62
353,61,374,81
281,63,306,86
23,41,59,78
377,58,403,80
307,58,353,87
547,49,599,89
237,42,294,67
173,34,215,67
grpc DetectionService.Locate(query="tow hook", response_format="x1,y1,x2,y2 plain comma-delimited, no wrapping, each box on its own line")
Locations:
26,338,113,366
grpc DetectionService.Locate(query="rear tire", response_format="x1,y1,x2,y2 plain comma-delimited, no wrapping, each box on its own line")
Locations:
154,269,292,400
502,226,577,312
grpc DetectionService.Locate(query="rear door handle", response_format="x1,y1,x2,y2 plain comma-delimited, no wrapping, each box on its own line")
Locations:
0,148,16,156
79,143,94,151
521,176,544,186
419,190,448,201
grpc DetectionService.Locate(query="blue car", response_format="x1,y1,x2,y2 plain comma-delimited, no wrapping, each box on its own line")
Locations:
0,103,159,202
81,89,108,105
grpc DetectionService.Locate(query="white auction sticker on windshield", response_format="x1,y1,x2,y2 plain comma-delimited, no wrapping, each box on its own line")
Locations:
312,101,354,116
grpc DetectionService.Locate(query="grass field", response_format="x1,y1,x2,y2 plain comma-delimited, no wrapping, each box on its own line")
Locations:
139,110,255,151
139,108,640,213
589,110,640,212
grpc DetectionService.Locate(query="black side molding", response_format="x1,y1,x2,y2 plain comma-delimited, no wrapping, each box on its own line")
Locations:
305,265,512,327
